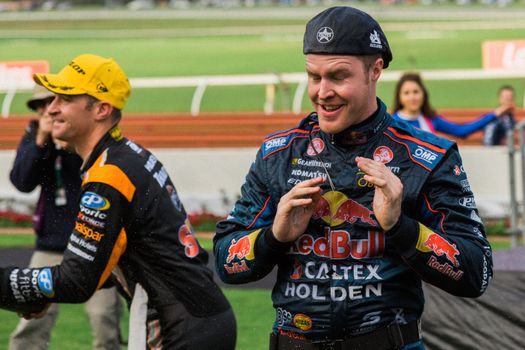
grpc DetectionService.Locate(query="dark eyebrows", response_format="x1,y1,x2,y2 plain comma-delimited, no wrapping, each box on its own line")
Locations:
306,68,318,77
306,68,350,79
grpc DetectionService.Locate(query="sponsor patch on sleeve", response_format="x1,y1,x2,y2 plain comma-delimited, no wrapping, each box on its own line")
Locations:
226,229,260,263
261,129,310,159
416,223,460,268
80,192,110,210
37,268,55,298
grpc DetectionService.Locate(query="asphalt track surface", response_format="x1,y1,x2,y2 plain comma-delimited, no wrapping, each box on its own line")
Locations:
0,247,277,290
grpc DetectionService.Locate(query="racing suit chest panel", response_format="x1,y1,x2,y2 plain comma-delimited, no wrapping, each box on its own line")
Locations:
262,115,450,338
85,136,229,316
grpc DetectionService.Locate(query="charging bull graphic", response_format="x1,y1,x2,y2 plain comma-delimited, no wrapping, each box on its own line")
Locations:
226,236,251,263
312,191,378,227
424,233,460,267
416,224,460,267
226,230,259,263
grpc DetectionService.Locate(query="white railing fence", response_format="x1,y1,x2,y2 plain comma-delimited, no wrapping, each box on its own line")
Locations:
2,68,525,118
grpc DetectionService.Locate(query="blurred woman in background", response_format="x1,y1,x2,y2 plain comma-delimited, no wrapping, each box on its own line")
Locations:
392,72,513,138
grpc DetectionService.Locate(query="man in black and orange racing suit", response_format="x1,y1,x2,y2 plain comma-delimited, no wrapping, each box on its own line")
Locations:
214,7,492,350
0,54,236,350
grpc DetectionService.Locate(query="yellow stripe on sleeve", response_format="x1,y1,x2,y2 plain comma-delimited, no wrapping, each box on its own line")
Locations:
83,152,136,202
96,228,127,290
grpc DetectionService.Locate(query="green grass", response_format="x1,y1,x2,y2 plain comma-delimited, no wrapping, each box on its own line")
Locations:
197,235,213,251
0,288,274,350
0,233,214,250
0,234,35,247
1,9,525,114
226,288,274,350
488,240,512,251
0,303,112,349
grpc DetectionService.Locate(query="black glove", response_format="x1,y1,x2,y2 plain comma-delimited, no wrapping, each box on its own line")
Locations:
0,266,48,315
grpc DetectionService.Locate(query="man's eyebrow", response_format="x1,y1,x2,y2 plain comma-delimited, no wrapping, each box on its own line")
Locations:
306,68,350,77
305,68,318,76
330,66,353,74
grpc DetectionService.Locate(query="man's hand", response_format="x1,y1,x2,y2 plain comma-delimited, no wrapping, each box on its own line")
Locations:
272,177,324,242
494,102,515,117
18,303,51,320
0,267,50,317
36,114,53,147
356,156,403,231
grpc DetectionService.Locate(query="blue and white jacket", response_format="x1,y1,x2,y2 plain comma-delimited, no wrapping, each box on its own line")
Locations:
215,99,493,340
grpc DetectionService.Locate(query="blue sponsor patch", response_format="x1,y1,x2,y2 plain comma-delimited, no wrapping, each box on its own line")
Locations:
384,125,451,171
81,192,110,210
412,146,439,165
264,136,288,152
38,268,54,298
261,130,309,159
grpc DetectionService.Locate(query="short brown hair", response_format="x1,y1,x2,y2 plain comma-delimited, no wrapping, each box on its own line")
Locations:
393,72,437,119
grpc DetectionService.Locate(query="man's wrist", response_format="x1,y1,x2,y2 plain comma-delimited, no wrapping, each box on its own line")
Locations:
0,267,13,307
0,267,49,315
385,214,420,255
35,132,50,147
263,227,294,252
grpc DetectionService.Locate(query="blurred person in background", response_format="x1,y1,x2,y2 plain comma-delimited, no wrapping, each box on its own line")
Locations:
392,72,513,139
8,85,122,350
483,85,517,146
0,53,236,350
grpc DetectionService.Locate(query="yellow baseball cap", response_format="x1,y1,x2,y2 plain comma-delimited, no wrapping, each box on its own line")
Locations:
33,54,131,110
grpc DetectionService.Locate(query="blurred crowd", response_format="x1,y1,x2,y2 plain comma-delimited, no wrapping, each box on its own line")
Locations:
0,0,520,11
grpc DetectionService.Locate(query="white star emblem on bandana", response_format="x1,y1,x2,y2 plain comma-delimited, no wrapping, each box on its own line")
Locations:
316,27,334,44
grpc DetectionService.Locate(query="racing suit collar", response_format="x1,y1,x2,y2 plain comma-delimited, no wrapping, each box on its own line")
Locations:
80,125,124,174
331,98,389,147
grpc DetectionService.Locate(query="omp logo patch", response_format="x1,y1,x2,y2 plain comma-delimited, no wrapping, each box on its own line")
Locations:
264,137,287,151
37,268,54,297
412,146,438,164
81,192,110,210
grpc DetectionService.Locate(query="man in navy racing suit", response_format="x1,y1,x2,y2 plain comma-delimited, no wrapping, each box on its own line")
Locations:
214,7,492,350
0,54,236,350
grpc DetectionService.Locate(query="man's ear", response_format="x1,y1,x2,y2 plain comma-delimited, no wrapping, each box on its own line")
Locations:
370,58,384,82
93,102,114,122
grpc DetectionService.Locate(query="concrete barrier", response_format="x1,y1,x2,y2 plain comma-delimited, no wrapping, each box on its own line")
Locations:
1,146,518,219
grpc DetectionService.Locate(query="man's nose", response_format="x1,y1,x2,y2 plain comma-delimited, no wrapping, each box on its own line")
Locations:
46,96,59,116
318,80,334,100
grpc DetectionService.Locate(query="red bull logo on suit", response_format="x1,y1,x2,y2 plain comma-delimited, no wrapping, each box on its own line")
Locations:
290,227,385,259
312,191,378,227
416,224,460,267
226,229,260,263
424,234,460,267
